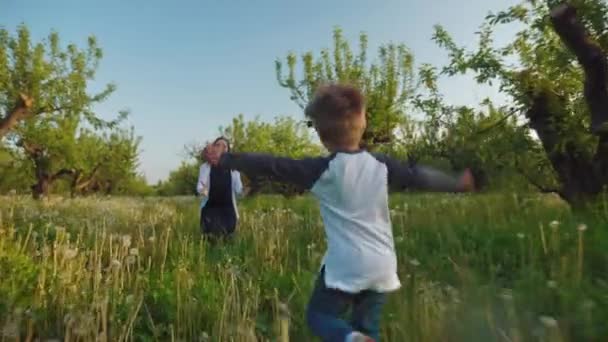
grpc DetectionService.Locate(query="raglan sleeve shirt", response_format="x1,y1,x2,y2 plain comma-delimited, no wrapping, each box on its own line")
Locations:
373,154,464,193
218,152,329,190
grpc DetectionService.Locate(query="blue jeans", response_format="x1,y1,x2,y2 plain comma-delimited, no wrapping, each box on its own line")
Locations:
306,267,387,342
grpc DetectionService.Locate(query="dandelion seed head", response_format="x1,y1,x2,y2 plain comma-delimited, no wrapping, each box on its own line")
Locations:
500,289,513,301
126,256,136,265
121,235,132,248
539,315,558,328
582,299,595,310
1,320,18,338
64,248,78,260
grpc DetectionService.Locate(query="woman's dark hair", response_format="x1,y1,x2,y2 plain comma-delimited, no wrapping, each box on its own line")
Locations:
213,136,231,152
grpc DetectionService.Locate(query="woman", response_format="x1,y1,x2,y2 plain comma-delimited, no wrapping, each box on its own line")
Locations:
197,137,244,240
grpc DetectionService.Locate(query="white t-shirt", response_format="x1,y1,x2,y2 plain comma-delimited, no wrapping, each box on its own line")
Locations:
219,150,462,293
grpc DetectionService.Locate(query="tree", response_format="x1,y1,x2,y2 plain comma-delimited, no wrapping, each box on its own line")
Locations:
92,128,142,195
0,145,32,194
0,24,124,198
156,162,199,196
69,127,142,196
275,27,417,150
402,64,556,191
432,0,608,206
219,114,323,195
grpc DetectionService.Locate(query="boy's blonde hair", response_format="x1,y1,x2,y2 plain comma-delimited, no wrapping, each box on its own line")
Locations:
305,83,366,148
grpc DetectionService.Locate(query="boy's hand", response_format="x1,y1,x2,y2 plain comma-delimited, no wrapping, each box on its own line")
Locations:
458,168,475,192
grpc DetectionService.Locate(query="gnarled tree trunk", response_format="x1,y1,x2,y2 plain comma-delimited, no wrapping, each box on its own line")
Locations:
525,3,608,207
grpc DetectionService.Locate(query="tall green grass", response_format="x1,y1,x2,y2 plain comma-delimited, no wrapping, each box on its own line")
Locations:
0,193,606,341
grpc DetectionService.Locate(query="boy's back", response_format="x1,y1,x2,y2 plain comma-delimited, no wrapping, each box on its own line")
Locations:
310,151,399,293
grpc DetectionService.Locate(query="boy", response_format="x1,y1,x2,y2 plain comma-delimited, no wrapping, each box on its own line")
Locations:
207,84,474,342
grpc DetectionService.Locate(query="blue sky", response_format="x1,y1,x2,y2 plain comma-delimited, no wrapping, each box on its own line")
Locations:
2,0,521,183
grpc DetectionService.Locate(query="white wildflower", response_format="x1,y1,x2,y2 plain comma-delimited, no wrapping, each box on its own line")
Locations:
125,294,135,304
409,259,420,267
539,315,558,328
500,289,513,301
2,319,18,338
582,299,595,310
517,233,525,239
549,221,560,229
111,259,121,268
121,235,132,248
64,248,78,260
126,256,136,265
148,236,156,243
577,223,587,232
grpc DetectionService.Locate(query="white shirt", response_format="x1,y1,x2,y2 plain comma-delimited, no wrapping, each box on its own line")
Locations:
218,150,462,293
311,153,400,292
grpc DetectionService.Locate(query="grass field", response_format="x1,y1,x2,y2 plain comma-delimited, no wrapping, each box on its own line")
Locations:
0,193,607,341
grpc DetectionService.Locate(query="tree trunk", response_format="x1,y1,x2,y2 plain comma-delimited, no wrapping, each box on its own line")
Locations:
30,156,74,200
550,3,608,135
522,3,608,208
31,176,51,200
70,166,101,198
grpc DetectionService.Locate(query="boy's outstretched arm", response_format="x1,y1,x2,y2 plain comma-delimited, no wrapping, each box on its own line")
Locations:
374,154,475,192
217,152,330,190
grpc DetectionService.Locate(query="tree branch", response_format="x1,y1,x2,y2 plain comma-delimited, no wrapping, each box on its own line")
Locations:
75,163,102,191
515,163,562,195
474,109,519,136
550,3,608,135
51,168,75,182
0,94,33,138
18,140,42,157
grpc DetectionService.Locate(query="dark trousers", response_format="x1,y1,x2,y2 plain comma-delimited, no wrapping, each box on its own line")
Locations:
200,205,237,241
306,267,387,342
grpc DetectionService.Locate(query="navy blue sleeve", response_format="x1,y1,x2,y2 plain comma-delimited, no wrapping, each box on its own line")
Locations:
218,152,331,190
372,153,464,192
